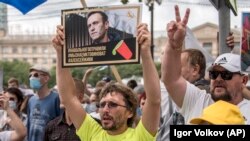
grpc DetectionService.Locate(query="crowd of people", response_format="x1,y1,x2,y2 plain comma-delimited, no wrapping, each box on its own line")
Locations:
0,4,250,141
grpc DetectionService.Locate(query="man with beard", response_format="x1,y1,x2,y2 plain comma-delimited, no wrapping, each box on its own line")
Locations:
161,5,250,124
52,23,160,141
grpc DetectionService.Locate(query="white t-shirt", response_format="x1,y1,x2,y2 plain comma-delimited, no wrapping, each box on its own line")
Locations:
181,81,250,124
156,81,181,141
160,81,180,118
0,131,12,141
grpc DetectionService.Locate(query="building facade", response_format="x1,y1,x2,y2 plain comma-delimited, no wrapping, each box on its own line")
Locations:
0,35,56,69
0,3,8,37
0,22,242,69
154,22,241,62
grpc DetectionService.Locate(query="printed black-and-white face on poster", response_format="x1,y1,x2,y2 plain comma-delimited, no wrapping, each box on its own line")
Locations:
61,4,142,67
241,12,250,72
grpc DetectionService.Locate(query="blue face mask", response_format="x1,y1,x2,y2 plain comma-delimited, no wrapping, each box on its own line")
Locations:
86,102,97,113
29,77,42,90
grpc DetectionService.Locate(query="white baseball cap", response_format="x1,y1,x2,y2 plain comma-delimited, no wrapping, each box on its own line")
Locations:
208,53,241,72
29,65,50,76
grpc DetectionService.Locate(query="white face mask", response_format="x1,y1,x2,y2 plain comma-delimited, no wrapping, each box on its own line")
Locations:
9,101,17,110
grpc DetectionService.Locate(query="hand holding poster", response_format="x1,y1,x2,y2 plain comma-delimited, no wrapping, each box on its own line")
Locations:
61,5,142,67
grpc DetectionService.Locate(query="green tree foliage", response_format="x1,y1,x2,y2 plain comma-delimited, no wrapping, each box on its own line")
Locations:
77,62,161,86
0,60,160,90
0,61,58,89
0,60,31,89
121,0,129,4
49,66,57,88
121,0,142,4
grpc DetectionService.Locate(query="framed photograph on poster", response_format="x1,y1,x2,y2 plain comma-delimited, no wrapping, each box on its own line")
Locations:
241,12,250,72
61,4,142,67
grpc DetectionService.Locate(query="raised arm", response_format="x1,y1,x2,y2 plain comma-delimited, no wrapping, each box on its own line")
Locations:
161,5,190,107
137,23,161,135
52,25,86,129
82,68,93,96
0,94,27,141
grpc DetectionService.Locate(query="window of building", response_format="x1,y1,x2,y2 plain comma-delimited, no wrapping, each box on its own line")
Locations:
22,47,29,54
12,47,18,53
52,58,56,64
42,46,48,53
33,58,38,64
32,46,37,53
2,46,9,53
203,42,212,54
42,58,48,64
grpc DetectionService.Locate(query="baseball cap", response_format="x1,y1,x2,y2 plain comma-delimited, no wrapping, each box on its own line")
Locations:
189,100,245,125
208,53,241,72
29,65,50,76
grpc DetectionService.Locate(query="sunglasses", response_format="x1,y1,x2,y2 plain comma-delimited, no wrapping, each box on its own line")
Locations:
99,101,127,109
29,73,46,78
209,71,241,80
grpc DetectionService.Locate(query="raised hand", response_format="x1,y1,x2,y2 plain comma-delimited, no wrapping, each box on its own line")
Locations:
137,23,151,53
226,32,234,50
85,67,94,75
167,5,190,50
0,94,9,110
52,25,65,52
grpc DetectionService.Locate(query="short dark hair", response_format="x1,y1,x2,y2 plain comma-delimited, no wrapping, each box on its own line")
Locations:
99,82,138,127
182,49,206,79
5,87,24,110
87,11,108,23
127,79,138,90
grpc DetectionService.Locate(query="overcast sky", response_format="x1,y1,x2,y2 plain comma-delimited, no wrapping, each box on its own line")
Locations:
6,0,249,35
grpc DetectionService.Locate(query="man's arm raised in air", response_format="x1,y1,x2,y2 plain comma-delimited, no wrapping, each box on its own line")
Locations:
161,5,190,107
52,25,86,129
137,23,161,136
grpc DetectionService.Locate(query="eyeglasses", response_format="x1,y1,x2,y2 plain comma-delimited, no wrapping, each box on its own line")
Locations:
99,101,127,109
209,71,241,80
29,73,46,78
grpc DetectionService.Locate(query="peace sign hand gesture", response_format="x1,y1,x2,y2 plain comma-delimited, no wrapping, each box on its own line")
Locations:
167,5,190,50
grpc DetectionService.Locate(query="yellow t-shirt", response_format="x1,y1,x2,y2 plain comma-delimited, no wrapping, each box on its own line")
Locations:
76,114,156,141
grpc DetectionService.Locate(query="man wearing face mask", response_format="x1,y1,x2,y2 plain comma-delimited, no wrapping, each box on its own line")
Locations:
2,87,27,132
27,65,62,141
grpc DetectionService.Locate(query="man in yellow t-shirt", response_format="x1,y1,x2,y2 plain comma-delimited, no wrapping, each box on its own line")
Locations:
52,23,161,141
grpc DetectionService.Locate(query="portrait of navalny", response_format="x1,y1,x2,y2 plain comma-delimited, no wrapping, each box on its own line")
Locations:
61,5,142,67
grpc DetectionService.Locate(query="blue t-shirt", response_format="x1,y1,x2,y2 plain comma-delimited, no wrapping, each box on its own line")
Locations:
27,91,61,141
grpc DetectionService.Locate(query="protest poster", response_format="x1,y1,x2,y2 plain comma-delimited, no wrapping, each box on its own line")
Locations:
241,12,250,72
61,4,142,67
